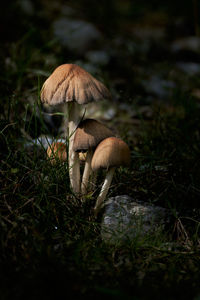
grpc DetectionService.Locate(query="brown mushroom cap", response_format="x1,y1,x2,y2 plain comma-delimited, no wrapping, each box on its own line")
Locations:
91,137,131,171
41,64,111,105
73,118,115,152
47,142,67,164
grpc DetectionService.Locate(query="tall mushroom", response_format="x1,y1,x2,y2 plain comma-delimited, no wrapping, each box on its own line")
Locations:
40,64,111,194
73,119,115,194
91,137,131,215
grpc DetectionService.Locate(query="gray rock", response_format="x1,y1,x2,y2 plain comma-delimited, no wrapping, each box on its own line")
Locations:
176,62,200,76
101,195,172,245
171,36,200,53
142,75,175,99
103,107,116,120
53,18,102,53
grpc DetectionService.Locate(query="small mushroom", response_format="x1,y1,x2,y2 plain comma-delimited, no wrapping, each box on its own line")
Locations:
79,152,87,163
47,142,67,165
91,137,131,215
73,118,115,194
41,64,111,194
47,142,86,165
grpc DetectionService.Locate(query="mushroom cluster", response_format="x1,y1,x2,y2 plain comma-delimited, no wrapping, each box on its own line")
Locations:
41,63,131,214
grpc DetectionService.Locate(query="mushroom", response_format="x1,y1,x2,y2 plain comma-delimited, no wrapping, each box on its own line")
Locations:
91,137,131,214
73,118,115,194
79,152,87,163
47,141,86,164
47,142,67,165
40,64,111,194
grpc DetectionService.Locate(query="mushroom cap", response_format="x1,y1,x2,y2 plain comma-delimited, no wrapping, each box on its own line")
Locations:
47,142,67,164
91,137,131,171
79,152,87,162
41,64,111,105
73,118,115,152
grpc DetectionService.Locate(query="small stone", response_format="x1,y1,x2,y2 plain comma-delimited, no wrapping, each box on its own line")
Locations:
142,75,175,99
171,36,200,53
101,195,172,245
103,108,116,120
176,62,200,76
53,18,102,53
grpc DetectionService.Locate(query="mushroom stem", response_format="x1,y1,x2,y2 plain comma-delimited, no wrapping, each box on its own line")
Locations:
94,167,116,215
68,102,81,194
81,149,93,194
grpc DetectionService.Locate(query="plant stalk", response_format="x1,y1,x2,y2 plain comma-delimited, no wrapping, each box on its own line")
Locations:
68,102,81,194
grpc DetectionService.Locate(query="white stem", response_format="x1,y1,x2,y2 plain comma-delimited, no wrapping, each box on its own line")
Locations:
68,102,80,194
81,149,93,194
94,167,116,214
